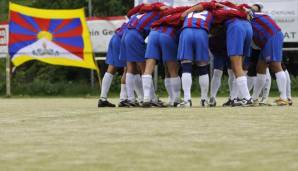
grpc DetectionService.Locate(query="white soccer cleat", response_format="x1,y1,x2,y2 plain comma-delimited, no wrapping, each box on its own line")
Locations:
177,100,192,108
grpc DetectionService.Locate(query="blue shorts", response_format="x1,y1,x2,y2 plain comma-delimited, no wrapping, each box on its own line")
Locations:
119,29,146,62
213,54,230,70
260,31,283,62
106,35,126,68
178,28,209,62
243,56,250,70
226,19,252,57
145,30,178,63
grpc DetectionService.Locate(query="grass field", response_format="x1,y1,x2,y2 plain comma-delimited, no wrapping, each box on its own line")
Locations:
0,97,298,171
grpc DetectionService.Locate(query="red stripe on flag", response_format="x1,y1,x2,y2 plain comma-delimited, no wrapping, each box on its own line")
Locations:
9,33,36,45
34,17,51,31
10,11,38,33
54,26,82,38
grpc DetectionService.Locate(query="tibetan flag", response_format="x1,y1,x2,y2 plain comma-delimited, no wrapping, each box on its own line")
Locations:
8,2,98,71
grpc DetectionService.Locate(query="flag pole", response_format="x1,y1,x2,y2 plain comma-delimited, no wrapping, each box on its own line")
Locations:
88,0,95,89
6,54,11,97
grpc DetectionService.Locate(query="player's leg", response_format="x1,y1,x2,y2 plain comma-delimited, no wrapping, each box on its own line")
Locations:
177,28,194,107
194,29,210,107
267,31,288,106
166,60,181,107
124,29,147,107
260,67,271,105
227,19,252,106
283,65,292,105
161,32,180,107
210,55,224,107
98,35,121,107
142,31,160,107
251,59,267,103
118,68,130,107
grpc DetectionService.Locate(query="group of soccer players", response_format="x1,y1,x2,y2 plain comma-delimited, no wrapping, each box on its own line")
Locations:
98,0,293,108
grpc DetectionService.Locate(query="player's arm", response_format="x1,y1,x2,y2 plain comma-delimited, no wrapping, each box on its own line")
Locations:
163,6,191,16
180,1,221,20
127,4,145,17
140,2,169,13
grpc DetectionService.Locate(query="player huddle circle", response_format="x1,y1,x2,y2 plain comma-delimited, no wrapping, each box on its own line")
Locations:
98,1,292,108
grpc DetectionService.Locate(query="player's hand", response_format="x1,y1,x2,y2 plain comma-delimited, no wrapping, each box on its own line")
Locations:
215,3,224,8
180,11,188,20
160,6,169,11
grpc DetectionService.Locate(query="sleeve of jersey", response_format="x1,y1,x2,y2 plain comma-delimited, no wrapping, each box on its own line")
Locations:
140,2,165,13
163,6,191,16
127,4,144,17
151,13,182,28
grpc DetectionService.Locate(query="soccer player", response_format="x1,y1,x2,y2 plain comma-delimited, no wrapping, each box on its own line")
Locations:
177,2,215,107
98,23,129,107
120,3,167,107
250,4,289,106
142,6,190,107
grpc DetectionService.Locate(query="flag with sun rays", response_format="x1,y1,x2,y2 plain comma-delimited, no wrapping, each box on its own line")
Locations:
8,2,98,71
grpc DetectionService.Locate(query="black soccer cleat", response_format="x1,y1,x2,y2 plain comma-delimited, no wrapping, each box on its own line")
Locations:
151,100,167,108
209,97,217,107
118,100,130,107
98,99,116,107
126,100,140,107
241,98,254,107
222,98,233,107
201,99,209,107
142,101,152,108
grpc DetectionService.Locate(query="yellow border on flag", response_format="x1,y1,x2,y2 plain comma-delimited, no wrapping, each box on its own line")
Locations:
9,2,98,72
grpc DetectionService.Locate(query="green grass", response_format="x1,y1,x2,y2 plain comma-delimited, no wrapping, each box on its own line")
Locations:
0,97,298,171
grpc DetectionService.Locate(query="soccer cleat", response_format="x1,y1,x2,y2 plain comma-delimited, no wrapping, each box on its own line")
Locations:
222,98,233,107
288,98,293,106
151,100,167,108
209,97,217,107
252,99,260,106
274,98,288,106
259,98,272,106
241,98,254,107
98,99,116,107
118,100,130,107
126,100,140,107
231,98,243,107
142,101,152,108
177,100,192,108
201,99,209,107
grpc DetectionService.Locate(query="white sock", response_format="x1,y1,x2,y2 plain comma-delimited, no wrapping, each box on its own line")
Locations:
170,77,181,103
142,75,152,102
261,68,271,100
164,78,173,103
252,74,266,100
275,71,287,100
126,73,136,101
247,76,256,91
182,73,192,101
100,72,114,99
236,76,251,100
199,74,209,100
228,69,234,99
210,69,223,98
120,84,127,101
285,70,292,99
134,74,144,101
150,81,158,102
